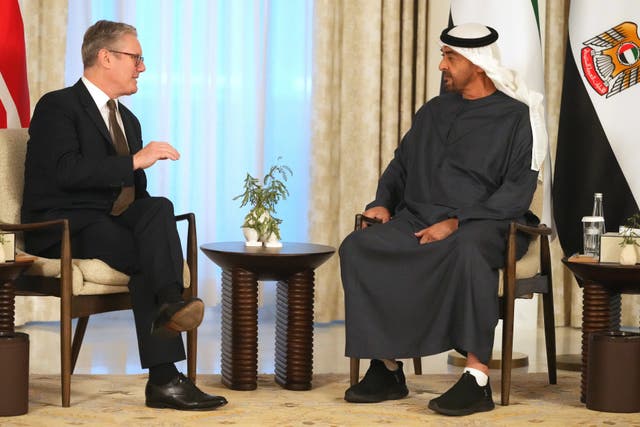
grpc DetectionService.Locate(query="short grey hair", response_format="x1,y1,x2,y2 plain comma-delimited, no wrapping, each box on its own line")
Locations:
81,20,137,68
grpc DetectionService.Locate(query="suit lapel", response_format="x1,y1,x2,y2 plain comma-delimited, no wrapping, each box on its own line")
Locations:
73,79,113,145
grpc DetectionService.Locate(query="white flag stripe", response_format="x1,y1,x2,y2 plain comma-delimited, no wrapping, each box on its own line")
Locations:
0,72,21,128
569,1,640,206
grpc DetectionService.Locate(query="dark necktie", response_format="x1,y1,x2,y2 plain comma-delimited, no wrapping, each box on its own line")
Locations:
106,99,135,215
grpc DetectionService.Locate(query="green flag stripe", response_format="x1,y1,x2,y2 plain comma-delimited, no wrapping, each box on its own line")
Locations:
531,0,541,37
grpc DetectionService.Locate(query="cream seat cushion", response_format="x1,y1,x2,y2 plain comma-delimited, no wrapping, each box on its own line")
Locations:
18,251,191,296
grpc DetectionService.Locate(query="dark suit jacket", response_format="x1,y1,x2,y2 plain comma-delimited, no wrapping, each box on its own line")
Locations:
22,79,150,253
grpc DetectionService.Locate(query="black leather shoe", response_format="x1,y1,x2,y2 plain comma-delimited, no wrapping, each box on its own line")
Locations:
151,297,205,338
145,373,228,410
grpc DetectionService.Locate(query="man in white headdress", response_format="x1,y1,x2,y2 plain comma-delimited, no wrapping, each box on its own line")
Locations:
339,23,545,416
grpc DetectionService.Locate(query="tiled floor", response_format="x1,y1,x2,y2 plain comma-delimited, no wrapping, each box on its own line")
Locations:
18,303,586,377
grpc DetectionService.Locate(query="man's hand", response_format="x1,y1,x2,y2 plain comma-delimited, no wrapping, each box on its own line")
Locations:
414,218,459,244
361,206,391,228
133,141,180,170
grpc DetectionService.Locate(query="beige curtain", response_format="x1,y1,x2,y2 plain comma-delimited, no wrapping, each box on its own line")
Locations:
310,0,444,322
544,0,572,328
14,0,68,325
20,0,68,113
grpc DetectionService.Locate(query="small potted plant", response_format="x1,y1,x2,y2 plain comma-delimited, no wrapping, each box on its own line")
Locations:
0,233,6,263
619,213,640,265
0,232,15,263
234,159,292,248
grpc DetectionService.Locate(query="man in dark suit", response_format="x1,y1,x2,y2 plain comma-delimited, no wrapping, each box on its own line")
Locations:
22,20,227,411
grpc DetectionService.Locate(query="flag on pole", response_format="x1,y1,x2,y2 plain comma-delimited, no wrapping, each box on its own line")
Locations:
553,1,640,257
449,0,553,230
0,0,30,128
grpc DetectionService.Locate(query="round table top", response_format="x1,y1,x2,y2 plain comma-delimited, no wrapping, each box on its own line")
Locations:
201,241,335,257
0,257,35,281
562,257,640,293
200,242,336,280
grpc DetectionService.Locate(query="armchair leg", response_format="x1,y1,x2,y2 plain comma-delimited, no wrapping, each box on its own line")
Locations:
350,358,360,386
412,357,422,375
187,328,197,383
542,291,557,384
71,317,89,374
501,297,516,406
61,311,72,407
178,211,198,384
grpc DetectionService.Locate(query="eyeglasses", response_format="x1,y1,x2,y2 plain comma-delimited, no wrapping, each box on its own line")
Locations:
108,49,144,66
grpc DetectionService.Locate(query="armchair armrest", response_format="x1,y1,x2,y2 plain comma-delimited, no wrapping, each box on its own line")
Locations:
354,214,382,231
513,222,552,237
1,219,68,233
1,219,73,304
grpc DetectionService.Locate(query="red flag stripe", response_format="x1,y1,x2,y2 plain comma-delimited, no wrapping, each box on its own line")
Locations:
0,0,30,128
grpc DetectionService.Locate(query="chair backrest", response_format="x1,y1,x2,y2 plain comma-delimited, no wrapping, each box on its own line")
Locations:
530,179,543,223
0,128,28,225
522,178,544,258
520,179,543,263
0,128,29,250
497,180,545,294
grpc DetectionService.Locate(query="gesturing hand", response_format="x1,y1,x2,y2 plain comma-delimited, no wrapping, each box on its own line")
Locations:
133,141,180,170
414,218,459,244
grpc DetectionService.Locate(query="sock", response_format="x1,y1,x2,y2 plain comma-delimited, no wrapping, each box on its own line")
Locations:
464,367,488,386
382,359,399,371
157,283,183,305
149,363,179,385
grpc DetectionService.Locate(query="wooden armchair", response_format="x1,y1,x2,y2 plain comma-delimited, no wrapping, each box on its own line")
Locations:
348,202,557,406
0,128,198,407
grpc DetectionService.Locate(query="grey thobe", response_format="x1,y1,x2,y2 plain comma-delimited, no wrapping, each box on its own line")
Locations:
339,91,539,364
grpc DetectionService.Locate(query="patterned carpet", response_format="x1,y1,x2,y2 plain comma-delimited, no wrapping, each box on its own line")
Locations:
4,372,639,426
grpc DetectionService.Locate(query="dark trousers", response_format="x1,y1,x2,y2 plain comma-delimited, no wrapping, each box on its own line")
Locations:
39,197,186,368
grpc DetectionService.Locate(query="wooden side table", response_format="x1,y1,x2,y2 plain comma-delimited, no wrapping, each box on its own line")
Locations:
0,256,35,416
201,242,335,391
562,258,640,403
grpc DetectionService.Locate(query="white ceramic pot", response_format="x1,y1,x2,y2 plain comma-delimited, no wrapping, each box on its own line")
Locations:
242,227,262,247
263,232,282,248
619,244,637,265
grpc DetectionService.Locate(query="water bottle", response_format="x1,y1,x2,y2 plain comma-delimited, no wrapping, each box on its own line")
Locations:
592,193,605,234
582,193,605,258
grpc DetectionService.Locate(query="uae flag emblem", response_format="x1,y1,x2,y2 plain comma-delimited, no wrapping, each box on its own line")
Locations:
580,22,640,97
553,4,640,257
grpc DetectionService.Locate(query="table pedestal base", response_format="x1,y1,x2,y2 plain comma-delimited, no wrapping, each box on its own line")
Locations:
275,270,314,390
220,267,317,391
0,333,29,416
221,268,258,390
